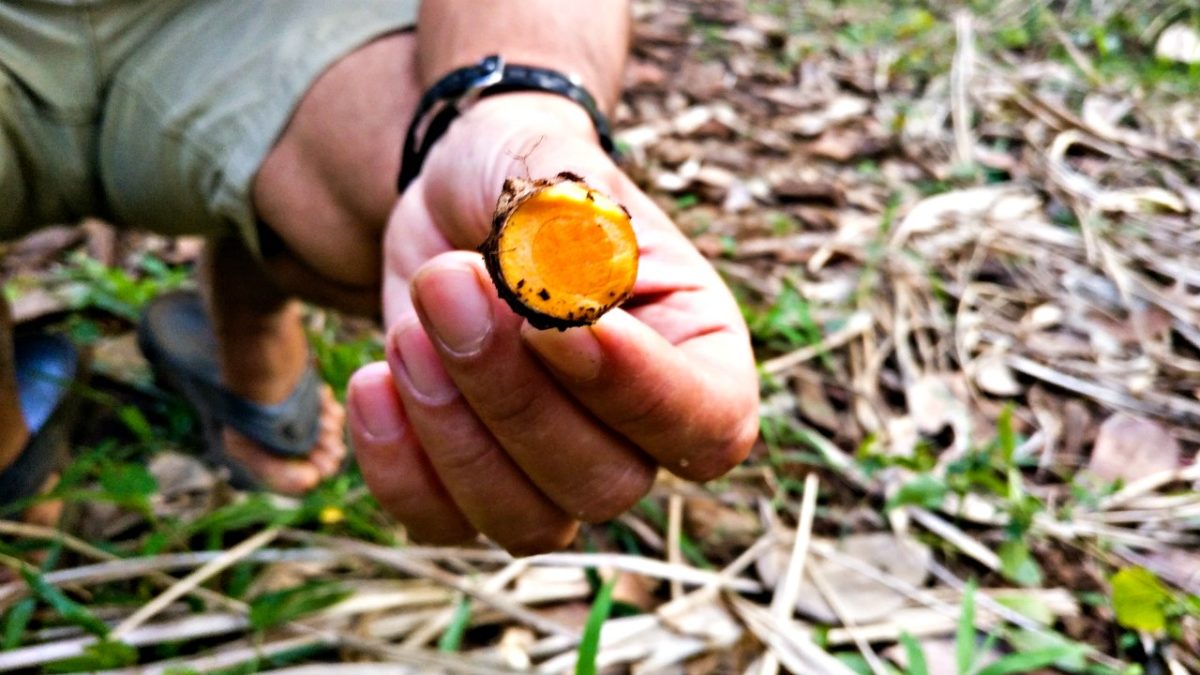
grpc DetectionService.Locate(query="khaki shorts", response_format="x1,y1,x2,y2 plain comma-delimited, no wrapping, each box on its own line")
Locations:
0,0,418,256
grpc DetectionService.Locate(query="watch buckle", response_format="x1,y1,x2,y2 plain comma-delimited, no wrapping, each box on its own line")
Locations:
457,54,506,110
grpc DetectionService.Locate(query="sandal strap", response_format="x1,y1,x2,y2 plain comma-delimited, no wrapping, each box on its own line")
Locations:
137,291,322,460
188,364,322,458
0,427,61,505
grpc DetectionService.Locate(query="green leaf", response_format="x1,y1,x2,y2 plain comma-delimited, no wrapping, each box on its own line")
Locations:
21,568,109,637
116,405,155,442
2,598,35,650
997,404,1016,465
994,595,1055,627
438,595,472,653
249,581,351,631
1110,567,1171,633
98,462,157,501
975,646,1086,675
46,639,138,673
1004,628,1090,672
186,493,296,537
576,574,618,675
957,581,978,675
899,632,929,675
834,652,878,675
998,540,1044,587
887,474,948,511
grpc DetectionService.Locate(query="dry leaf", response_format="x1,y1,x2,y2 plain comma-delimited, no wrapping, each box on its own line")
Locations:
1086,414,1181,483
684,495,760,547
756,533,932,624
1156,23,1200,64
906,374,968,435
972,351,1023,397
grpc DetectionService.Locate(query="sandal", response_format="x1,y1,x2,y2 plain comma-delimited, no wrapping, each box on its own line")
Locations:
137,291,323,490
0,334,83,510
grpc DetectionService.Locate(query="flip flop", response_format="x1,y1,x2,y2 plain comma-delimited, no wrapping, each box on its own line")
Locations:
0,334,83,508
136,291,322,490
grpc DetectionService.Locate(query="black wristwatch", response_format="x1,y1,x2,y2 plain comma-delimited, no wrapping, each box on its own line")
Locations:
397,54,617,193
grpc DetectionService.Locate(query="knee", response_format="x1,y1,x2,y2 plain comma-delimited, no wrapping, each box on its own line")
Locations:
256,32,420,235
251,32,419,294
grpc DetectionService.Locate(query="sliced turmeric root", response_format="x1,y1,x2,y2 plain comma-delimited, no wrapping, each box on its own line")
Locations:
480,171,639,331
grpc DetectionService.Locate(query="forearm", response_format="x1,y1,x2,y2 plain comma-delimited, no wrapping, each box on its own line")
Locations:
415,0,631,113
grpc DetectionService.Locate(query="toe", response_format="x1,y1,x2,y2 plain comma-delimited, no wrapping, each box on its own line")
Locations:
309,432,346,477
217,385,350,492
223,430,322,494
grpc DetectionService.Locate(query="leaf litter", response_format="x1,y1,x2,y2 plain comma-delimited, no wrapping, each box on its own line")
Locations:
2,0,1200,672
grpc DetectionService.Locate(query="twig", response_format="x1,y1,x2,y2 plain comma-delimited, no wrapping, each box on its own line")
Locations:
292,531,578,639
400,559,527,648
527,552,761,593
667,492,684,600
761,474,819,675
809,564,890,675
906,506,1001,571
761,312,873,376
728,595,857,675
951,11,976,167
111,527,280,640
1007,355,1200,425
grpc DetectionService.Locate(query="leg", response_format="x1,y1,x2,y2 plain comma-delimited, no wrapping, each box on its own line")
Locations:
252,31,420,309
0,293,29,473
199,236,347,493
0,288,64,526
204,33,419,492
100,4,420,491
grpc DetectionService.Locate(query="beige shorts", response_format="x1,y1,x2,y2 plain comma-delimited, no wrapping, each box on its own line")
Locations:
0,0,418,256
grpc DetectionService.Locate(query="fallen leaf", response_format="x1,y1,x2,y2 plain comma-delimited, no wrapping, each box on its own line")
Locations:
92,332,154,387
684,495,760,547
1086,414,1181,484
1156,23,1200,64
9,287,70,324
794,375,842,432
756,532,932,624
972,351,1023,397
906,374,967,435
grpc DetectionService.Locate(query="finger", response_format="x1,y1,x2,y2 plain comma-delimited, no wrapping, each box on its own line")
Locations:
347,361,476,544
521,307,759,482
409,252,657,523
422,129,628,250
385,315,580,554
382,178,455,327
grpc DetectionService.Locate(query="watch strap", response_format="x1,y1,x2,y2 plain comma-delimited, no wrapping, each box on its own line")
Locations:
397,55,617,193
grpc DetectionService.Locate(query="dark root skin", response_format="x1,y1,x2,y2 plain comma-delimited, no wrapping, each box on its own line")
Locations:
478,172,633,332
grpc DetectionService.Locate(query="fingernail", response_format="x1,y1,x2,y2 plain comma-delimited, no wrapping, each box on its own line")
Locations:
414,264,492,356
522,323,603,381
348,366,406,442
390,320,459,403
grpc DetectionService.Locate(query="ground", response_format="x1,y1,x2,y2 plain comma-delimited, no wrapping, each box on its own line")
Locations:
1,1,1198,673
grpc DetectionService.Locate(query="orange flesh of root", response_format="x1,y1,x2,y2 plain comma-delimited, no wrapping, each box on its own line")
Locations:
485,175,639,330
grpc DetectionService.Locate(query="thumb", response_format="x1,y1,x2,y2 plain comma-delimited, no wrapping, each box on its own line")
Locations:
419,96,618,250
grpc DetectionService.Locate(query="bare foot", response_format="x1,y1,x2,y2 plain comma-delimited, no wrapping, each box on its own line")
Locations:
214,305,348,494
222,384,347,494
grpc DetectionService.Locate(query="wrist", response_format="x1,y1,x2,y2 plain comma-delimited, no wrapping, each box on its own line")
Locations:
398,55,618,193
466,93,598,142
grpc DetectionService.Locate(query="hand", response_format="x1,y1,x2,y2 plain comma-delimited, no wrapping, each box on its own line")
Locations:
347,94,759,554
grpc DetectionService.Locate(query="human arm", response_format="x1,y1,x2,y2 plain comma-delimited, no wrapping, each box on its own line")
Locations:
346,1,760,554
414,0,629,112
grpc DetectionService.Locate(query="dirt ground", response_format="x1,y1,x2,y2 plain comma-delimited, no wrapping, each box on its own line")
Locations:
1,1,1199,673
